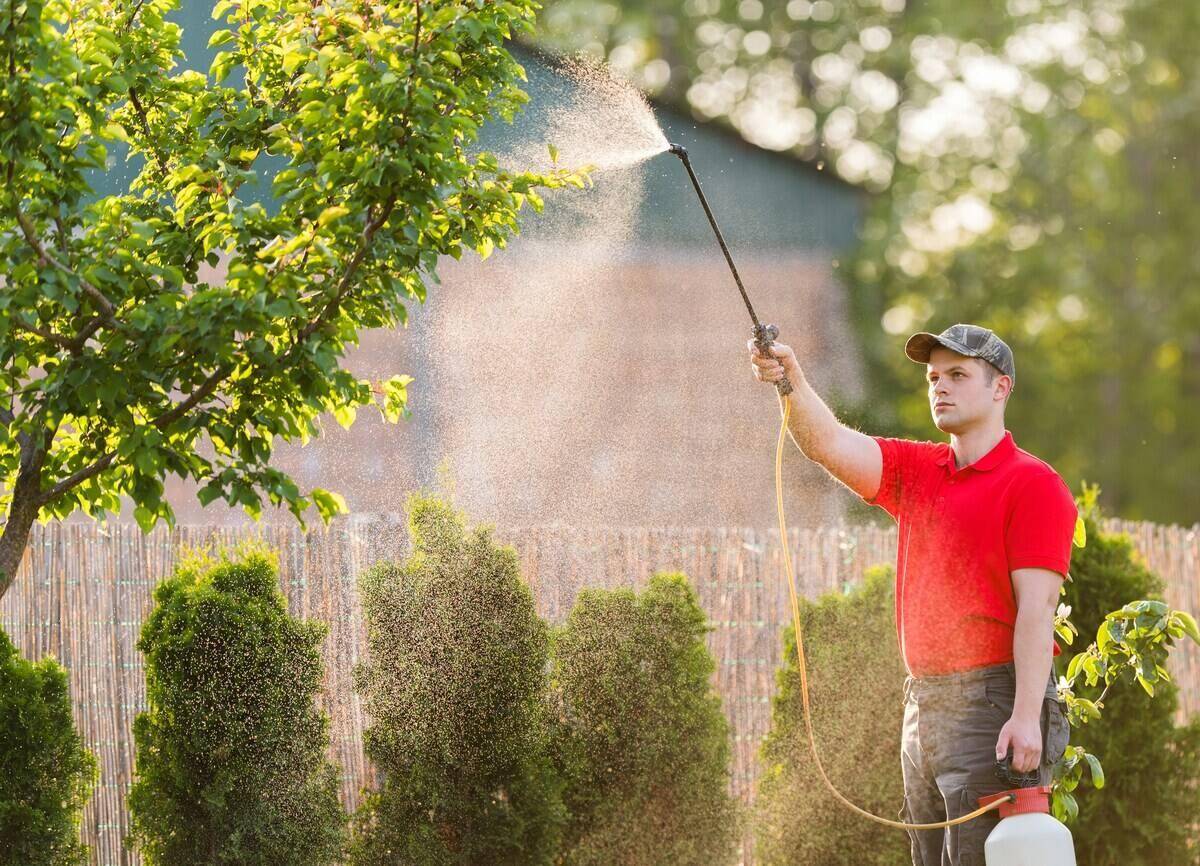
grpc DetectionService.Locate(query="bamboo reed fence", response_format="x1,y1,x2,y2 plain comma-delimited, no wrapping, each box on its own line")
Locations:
1,517,1197,865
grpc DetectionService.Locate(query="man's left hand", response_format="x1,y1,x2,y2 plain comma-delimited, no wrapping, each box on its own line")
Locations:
995,713,1042,773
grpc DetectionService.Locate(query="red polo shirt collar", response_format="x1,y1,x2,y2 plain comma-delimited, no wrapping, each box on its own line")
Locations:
934,431,1016,473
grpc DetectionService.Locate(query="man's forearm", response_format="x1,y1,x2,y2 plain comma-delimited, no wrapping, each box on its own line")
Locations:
1012,603,1055,721
778,371,842,464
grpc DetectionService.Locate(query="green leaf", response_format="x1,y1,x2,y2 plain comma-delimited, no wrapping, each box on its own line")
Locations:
461,17,484,40
547,142,559,164
1057,790,1078,823
210,51,237,83
197,482,224,507
317,205,350,227
133,505,157,533
134,449,160,476
266,299,298,318
380,374,414,423
101,122,130,142
1066,652,1085,683
332,404,356,430
441,50,463,69
282,48,307,75
230,147,260,163
1173,611,1200,646
310,488,347,523
1082,752,1105,788
208,29,236,48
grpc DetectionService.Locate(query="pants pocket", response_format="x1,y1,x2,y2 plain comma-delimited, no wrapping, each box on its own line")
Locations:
982,678,1015,722
956,788,1001,866
1044,697,1070,766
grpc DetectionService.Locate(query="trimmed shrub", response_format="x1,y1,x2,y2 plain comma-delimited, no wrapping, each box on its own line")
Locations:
551,571,740,866
127,543,345,865
349,492,564,866
1060,509,1200,864
754,566,909,865
0,629,96,866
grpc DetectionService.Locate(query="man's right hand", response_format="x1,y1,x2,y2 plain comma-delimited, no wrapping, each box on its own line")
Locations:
748,339,800,386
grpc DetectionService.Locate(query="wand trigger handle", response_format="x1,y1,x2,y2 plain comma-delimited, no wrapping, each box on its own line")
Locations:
754,324,793,397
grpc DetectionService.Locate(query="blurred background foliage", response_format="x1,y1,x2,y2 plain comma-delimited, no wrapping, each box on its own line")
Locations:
532,0,1199,524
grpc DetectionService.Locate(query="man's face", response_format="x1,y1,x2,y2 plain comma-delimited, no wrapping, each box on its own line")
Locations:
926,347,1010,434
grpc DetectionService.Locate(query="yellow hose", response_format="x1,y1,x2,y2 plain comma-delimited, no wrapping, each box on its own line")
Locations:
774,396,1011,829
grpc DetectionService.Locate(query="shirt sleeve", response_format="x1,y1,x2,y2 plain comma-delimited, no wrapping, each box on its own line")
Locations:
862,437,936,520
1005,472,1078,577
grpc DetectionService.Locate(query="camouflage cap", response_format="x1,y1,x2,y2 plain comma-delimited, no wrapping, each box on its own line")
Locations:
904,324,1015,382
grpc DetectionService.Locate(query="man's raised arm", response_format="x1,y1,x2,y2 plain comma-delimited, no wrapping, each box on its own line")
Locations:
748,340,883,501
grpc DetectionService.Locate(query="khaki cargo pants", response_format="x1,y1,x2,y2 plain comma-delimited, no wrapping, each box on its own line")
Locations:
899,662,1070,866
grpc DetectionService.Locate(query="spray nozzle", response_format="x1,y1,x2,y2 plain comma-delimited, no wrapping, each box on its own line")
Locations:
667,142,688,160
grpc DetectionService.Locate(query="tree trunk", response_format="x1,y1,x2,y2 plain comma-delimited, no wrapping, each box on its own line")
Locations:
0,443,47,601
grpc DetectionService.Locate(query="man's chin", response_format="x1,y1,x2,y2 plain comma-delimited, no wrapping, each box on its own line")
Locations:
932,413,960,434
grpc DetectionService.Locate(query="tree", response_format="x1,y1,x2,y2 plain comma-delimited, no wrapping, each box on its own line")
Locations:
0,0,588,598
551,571,740,866
126,543,345,865
349,492,564,865
0,628,97,866
533,0,1200,524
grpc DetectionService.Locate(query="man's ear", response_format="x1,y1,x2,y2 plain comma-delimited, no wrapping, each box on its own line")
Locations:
994,375,1013,402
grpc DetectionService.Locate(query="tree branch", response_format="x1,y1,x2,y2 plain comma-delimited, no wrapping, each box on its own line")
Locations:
39,452,116,504
72,316,105,347
36,360,233,504
292,195,397,347
53,215,70,257
122,0,147,32
10,319,79,353
14,209,128,333
127,88,171,180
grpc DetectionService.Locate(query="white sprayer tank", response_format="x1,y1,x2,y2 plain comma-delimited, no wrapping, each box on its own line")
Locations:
978,786,1076,866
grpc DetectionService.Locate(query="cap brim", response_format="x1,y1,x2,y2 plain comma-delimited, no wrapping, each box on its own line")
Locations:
904,332,976,364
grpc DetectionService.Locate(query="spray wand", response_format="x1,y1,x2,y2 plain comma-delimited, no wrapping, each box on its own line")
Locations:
666,143,792,397
664,142,1014,830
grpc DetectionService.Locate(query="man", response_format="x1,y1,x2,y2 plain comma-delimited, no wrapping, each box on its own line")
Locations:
749,323,1074,866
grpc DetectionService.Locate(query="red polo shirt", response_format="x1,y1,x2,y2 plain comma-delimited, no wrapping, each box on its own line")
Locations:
863,431,1077,676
